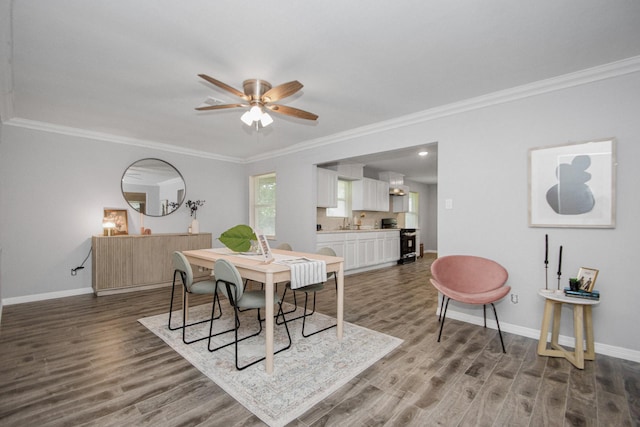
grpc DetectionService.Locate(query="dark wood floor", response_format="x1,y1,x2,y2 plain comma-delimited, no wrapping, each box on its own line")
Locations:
1,255,638,426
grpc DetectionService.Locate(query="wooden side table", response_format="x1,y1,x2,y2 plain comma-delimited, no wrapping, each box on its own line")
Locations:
537,290,599,369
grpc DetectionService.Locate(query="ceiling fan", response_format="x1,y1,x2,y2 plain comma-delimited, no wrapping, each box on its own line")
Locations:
195,74,318,128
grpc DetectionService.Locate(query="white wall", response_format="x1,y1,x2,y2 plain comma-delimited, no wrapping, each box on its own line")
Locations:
247,70,640,357
0,125,246,300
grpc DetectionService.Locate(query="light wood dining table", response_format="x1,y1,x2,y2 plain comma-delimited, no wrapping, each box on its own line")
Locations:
182,247,345,374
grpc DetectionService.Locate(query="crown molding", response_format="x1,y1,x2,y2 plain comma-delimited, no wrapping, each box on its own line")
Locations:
246,55,640,163
3,118,245,163
4,56,640,164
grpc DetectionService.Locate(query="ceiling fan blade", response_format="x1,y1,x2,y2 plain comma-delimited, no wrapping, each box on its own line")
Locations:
266,104,318,121
195,103,245,111
262,81,303,103
198,74,248,100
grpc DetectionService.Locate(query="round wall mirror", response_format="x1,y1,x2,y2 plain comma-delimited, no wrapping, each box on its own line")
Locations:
121,158,186,217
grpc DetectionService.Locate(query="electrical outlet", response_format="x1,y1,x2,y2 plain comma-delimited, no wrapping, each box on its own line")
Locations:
510,293,519,304
71,266,85,276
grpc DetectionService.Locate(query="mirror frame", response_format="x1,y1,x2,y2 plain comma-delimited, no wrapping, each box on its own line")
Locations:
121,158,186,217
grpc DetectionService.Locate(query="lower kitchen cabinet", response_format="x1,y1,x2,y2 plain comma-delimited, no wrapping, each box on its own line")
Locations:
317,230,400,272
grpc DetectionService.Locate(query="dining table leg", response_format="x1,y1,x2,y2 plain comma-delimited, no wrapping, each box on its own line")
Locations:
265,272,274,374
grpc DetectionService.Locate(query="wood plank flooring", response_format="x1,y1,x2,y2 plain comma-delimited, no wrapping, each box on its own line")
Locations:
1,255,638,426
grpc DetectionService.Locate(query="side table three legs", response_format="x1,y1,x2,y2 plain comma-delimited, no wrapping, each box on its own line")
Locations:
537,290,599,369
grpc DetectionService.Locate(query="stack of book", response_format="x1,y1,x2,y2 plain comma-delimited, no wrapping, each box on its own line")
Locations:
564,287,600,300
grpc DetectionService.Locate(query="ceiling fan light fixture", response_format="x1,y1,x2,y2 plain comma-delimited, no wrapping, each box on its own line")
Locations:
260,112,273,127
240,110,254,126
249,105,262,121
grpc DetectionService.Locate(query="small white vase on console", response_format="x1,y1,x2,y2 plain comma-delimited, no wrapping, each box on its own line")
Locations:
190,218,199,234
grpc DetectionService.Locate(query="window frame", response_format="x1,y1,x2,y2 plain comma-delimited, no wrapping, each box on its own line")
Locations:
326,179,352,218
405,191,419,228
250,172,277,238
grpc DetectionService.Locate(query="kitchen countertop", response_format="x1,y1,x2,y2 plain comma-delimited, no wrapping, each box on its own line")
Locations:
317,228,399,233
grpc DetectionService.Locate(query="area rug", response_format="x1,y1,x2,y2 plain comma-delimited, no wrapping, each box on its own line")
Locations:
138,303,403,427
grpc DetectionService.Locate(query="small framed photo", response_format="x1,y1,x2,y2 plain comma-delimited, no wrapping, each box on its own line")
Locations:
257,234,273,263
103,209,129,236
577,267,599,292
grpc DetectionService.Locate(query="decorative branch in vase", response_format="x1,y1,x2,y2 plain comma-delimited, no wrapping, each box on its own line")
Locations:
186,200,205,233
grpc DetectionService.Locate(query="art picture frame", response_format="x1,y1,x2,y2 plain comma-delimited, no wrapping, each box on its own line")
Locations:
257,234,274,263
528,138,616,228
577,267,599,292
103,208,129,235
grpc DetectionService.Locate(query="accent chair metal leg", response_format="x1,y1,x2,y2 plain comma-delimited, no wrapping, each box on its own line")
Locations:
483,304,487,328
438,295,445,322
437,297,450,342
490,303,506,353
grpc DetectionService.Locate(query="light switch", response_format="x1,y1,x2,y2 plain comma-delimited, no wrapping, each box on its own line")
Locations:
445,199,453,209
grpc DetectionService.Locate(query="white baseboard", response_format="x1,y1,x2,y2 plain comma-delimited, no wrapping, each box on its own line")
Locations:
439,308,640,363
2,287,94,306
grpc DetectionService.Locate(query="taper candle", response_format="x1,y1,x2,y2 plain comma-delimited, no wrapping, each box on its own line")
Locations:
557,245,563,276
544,234,548,264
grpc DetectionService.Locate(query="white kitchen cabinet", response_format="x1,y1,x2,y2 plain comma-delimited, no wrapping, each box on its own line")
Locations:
377,180,391,212
317,230,399,272
335,163,364,180
356,233,377,267
317,167,338,208
352,178,389,212
383,231,400,262
344,235,358,270
392,194,409,212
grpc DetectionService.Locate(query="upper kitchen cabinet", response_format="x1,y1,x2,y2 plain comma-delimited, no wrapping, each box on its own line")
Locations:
352,178,389,212
335,163,364,180
392,194,409,212
317,167,338,208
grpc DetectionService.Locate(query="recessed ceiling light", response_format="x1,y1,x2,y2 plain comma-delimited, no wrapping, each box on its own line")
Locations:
418,150,429,156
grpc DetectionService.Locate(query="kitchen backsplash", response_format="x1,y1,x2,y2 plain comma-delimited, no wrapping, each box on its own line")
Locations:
317,208,405,231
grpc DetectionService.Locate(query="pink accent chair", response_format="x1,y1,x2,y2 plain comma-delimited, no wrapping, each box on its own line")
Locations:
430,255,510,353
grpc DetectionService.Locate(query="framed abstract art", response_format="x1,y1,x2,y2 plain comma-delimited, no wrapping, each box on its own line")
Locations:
528,138,616,228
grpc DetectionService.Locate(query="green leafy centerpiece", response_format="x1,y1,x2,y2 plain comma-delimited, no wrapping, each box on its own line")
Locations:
218,224,257,252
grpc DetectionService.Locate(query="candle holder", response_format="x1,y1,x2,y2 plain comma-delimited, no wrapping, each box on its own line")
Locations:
540,234,554,293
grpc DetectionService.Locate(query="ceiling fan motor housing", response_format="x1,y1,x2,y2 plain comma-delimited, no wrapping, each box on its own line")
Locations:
243,79,272,104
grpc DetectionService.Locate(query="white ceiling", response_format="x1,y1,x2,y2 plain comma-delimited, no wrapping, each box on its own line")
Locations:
3,1,640,182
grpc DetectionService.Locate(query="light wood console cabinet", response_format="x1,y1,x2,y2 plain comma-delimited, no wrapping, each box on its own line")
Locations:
92,233,212,295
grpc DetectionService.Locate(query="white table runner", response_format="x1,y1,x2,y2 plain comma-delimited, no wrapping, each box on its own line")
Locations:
204,248,327,289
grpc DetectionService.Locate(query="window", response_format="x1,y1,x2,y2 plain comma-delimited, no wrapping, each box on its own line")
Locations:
405,191,419,228
250,172,276,237
327,179,351,218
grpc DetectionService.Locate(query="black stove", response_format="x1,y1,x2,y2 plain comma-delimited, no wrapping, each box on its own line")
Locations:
398,228,416,264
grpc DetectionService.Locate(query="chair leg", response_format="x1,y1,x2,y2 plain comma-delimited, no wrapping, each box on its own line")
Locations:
206,296,248,352
279,284,299,317
235,303,293,371
278,286,315,324
483,304,487,328
180,291,224,345
167,275,179,330
438,294,445,322
168,271,224,344
490,303,507,353
437,297,450,342
301,291,336,338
